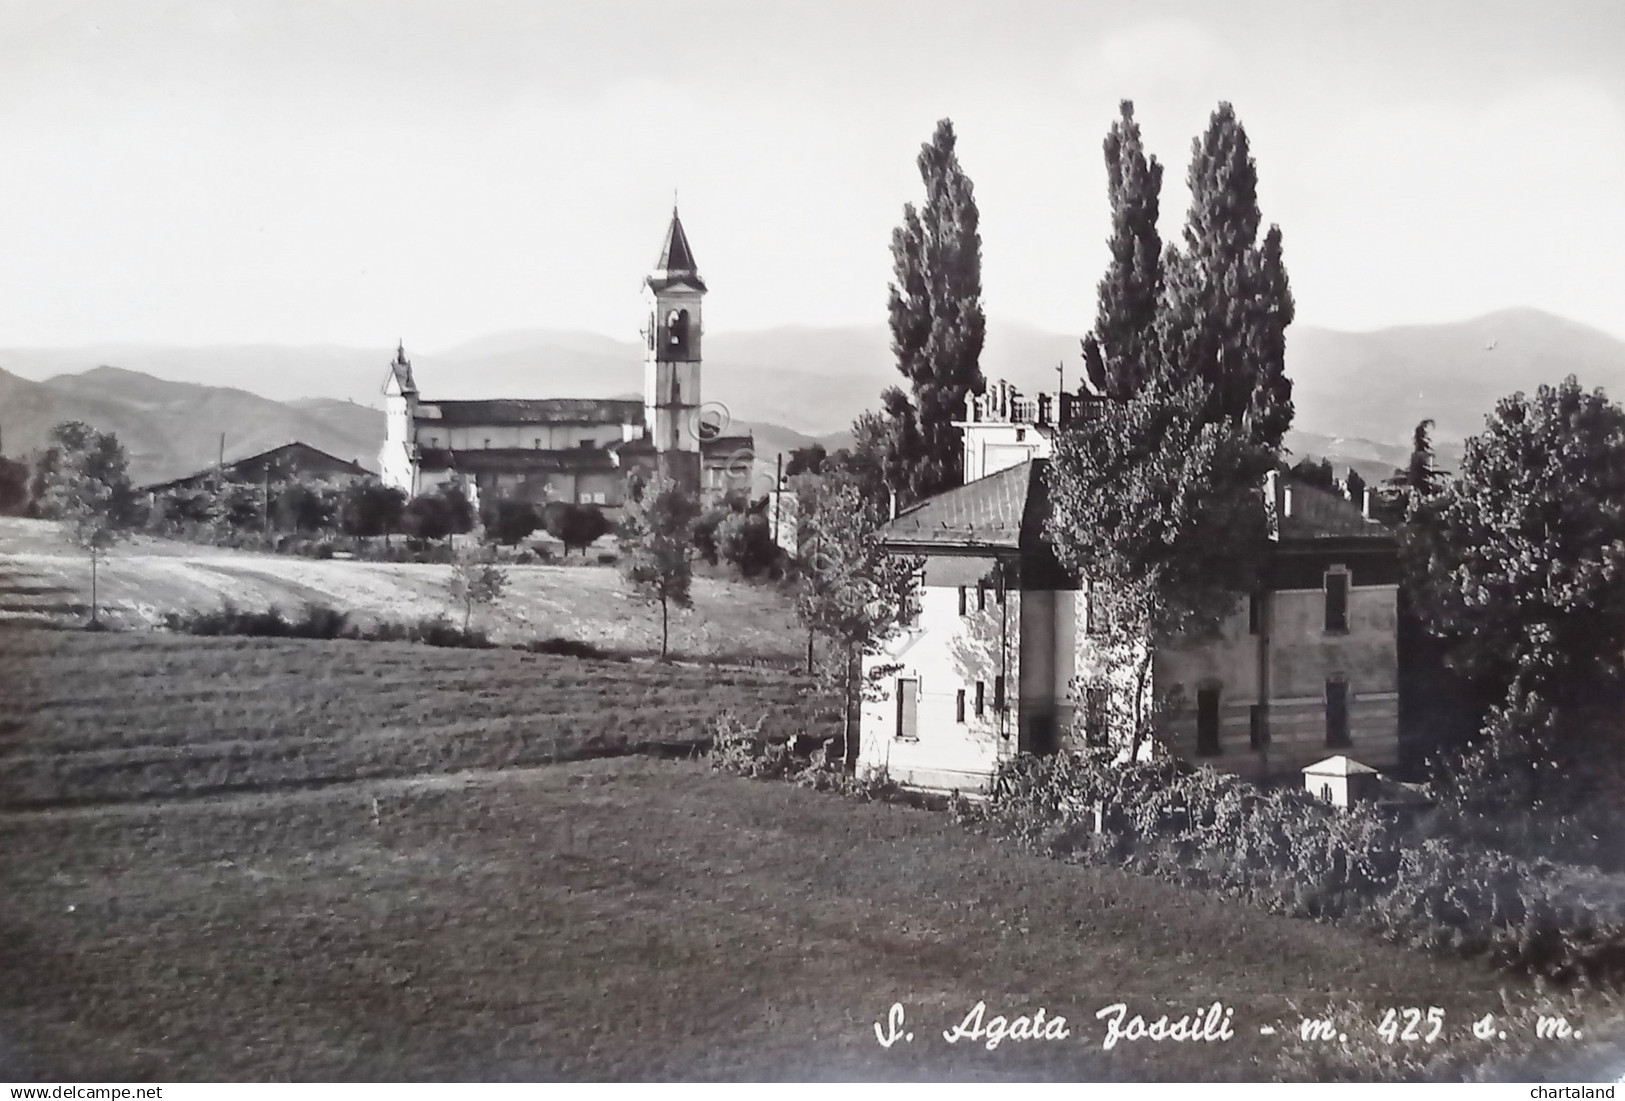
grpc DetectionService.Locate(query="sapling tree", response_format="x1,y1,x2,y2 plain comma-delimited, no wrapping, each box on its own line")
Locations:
617,472,700,659
791,479,922,765
447,551,508,634
35,422,136,625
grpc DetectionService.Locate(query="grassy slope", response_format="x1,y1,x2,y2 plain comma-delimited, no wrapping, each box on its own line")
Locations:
0,630,826,807
0,758,1618,1081
0,631,1621,1080
0,517,805,660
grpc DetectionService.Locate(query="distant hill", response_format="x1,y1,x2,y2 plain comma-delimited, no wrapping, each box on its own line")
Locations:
0,366,383,486
3,307,1619,484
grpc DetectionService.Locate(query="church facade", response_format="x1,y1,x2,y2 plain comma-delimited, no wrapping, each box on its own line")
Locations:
378,210,753,510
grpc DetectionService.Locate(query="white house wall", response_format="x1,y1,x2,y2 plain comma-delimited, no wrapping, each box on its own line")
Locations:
859,556,1019,792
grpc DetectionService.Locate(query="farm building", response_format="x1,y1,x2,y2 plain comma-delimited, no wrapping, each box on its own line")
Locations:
858,379,1401,793
378,209,754,511
140,441,370,494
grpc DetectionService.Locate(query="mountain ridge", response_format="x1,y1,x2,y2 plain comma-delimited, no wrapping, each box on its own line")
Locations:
2,307,1619,486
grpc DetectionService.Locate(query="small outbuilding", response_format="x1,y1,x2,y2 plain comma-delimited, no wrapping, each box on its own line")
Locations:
1302,754,1381,807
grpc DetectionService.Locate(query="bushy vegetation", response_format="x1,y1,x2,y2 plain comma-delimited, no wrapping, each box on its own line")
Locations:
708,710,895,799
162,601,496,649
960,751,1625,985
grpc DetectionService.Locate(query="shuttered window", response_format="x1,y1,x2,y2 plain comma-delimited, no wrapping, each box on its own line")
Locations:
1196,687,1221,756
895,678,918,741
1326,680,1350,747
1325,571,1349,633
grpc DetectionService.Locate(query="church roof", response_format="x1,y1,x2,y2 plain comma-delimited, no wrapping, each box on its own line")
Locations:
647,208,707,293
384,342,416,395
416,399,644,427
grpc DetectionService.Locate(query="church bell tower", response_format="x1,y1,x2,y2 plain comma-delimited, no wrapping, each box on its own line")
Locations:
643,207,705,493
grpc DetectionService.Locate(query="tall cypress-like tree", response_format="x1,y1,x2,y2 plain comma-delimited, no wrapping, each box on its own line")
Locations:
1082,101,1164,400
886,118,986,503
1156,103,1295,451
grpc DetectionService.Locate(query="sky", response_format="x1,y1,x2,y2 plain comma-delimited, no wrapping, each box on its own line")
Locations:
1,0,1622,351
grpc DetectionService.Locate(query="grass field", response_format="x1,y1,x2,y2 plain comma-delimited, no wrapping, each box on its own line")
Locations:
3,629,1624,1080
0,516,807,661
0,629,827,808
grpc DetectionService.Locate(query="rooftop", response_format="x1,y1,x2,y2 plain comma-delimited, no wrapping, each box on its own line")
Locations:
416,399,645,427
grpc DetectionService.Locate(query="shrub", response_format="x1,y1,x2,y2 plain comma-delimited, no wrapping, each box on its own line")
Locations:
708,710,895,800
519,637,611,660
968,751,1625,984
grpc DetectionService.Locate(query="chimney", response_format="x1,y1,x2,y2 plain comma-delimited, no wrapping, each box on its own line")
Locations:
1283,485,1294,518
1361,486,1371,519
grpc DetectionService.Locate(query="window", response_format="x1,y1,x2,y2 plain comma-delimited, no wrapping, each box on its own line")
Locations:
1015,428,1026,442
975,681,985,719
977,584,987,612
958,586,967,616
895,677,919,740
534,438,543,449
956,689,966,723
1248,592,1262,635
1325,570,1349,633
1196,686,1221,756
1326,680,1351,747
483,438,492,449
1084,582,1102,635
993,675,1005,712
579,439,595,449
1249,704,1267,750
1084,686,1109,747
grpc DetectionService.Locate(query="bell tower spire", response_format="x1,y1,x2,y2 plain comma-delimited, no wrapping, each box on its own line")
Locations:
643,206,705,493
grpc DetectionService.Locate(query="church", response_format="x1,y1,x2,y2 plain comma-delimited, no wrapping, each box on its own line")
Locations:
378,210,754,510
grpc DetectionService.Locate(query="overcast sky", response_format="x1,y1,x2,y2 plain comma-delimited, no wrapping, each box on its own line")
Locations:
1,0,1622,351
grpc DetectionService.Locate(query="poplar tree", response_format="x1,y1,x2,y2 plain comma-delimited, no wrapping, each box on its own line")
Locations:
885,118,986,503
1156,103,1295,451
1082,101,1164,400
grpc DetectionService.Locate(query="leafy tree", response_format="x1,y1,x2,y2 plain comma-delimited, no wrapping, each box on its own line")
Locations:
1046,375,1274,760
792,479,922,764
0,455,29,515
272,481,336,533
783,444,827,479
1156,103,1295,451
1289,455,1337,491
617,472,700,658
1407,377,1625,802
1374,418,1446,525
35,423,136,624
544,502,612,555
440,482,476,537
884,118,986,503
401,484,473,544
31,422,137,526
447,551,508,633
1344,467,1367,509
718,510,779,578
481,497,540,546
401,493,453,543
1082,101,1165,401
338,480,406,540
689,489,752,565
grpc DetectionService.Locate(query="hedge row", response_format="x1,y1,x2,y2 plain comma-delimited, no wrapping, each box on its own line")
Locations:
960,751,1625,984
161,601,612,659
